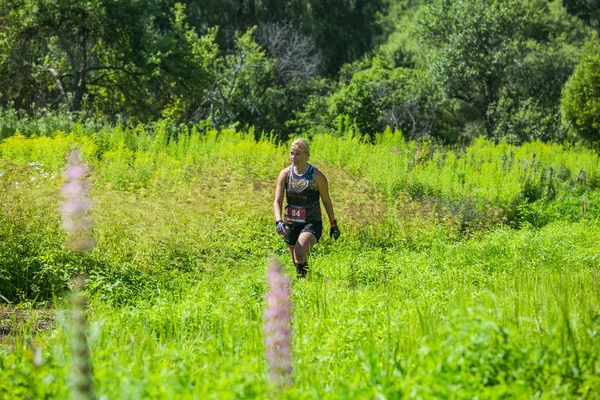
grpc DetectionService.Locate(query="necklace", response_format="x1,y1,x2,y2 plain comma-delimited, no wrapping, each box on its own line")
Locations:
293,164,310,176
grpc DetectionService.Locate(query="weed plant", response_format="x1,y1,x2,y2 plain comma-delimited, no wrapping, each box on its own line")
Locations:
0,106,111,140
0,126,599,398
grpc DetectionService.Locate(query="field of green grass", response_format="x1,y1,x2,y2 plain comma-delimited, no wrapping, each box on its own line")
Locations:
0,124,599,399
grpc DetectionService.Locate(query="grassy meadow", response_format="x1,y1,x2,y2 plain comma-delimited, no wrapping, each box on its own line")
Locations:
0,124,599,399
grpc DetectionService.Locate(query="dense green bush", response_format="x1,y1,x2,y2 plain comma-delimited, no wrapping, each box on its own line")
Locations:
561,35,600,146
0,107,111,140
324,58,436,140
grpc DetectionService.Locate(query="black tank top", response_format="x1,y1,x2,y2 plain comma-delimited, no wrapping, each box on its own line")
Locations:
284,164,322,224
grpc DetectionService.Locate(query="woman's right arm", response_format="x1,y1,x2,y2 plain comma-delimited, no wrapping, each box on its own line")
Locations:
273,169,287,222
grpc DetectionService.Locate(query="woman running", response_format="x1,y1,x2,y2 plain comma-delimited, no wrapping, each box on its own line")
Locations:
273,138,340,278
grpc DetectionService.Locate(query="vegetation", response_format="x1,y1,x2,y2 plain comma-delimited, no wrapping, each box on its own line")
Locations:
1,128,599,398
0,0,598,143
1,0,600,398
561,35,600,147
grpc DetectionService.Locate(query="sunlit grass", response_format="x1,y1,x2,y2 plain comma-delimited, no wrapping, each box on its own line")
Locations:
0,127,599,398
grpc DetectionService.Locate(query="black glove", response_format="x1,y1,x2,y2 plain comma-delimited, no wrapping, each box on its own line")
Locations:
330,221,340,241
276,220,286,235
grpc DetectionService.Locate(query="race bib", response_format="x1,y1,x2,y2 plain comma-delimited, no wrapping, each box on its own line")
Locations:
286,206,307,223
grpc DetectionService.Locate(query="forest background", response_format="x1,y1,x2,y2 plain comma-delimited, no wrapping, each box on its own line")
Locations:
2,0,600,398
1,0,600,146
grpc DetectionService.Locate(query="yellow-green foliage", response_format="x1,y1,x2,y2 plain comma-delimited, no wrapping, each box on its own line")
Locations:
0,132,97,170
2,125,598,204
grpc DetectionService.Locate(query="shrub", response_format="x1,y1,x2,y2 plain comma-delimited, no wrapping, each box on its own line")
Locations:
561,35,600,146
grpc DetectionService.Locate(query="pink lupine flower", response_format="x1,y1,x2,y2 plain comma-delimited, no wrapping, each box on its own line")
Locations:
66,164,88,180
61,198,93,216
264,259,293,387
61,152,95,400
61,150,94,252
61,181,88,197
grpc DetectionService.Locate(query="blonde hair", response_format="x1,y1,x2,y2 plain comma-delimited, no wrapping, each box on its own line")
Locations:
290,138,310,159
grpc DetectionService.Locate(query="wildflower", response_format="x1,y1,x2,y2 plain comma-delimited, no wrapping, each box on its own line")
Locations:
264,259,293,387
61,151,95,400
60,150,94,252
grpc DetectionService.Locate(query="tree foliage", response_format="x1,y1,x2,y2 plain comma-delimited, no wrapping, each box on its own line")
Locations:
182,0,388,76
413,0,590,144
417,0,529,138
563,0,600,32
0,0,219,120
326,57,437,139
0,0,598,146
561,36,600,145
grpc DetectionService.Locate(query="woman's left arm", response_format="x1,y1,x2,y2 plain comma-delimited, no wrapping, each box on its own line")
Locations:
315,171,336,224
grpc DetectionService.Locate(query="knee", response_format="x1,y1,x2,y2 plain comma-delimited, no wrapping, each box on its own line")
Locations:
294,245,307,262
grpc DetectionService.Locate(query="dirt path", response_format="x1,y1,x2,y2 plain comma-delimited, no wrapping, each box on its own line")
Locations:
0,306,55,345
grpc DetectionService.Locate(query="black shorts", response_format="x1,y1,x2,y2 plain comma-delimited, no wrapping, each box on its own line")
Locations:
283,221,323,246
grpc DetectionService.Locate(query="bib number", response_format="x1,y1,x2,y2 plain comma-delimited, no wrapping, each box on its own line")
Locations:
286,206,307,223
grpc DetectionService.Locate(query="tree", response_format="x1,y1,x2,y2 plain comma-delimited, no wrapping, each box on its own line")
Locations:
292,57,438,140
414,0,591,144
201,28,276,133
417,0,528,139
254,22,322,86
182,0,388,77
376,0,424,69
157,4,219,121
303,0,387,75
0,0,55,109
562,0,600,32
488,34,581,144
561,36,600,145
0,0,218,121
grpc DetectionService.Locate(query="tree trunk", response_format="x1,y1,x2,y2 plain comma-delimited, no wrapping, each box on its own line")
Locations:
71,74,86,112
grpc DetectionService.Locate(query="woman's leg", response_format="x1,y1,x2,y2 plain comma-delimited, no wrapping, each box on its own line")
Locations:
293,232,317,277
287,245,296,263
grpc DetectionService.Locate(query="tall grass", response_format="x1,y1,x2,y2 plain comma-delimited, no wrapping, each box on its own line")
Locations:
0,106,111,140
0,125,599,398
1,221,598,398
1,126,599,299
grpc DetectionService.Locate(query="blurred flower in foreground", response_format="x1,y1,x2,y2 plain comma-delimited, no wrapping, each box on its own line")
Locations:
61,150,94,252
265,258,293,387
61,151,95,399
